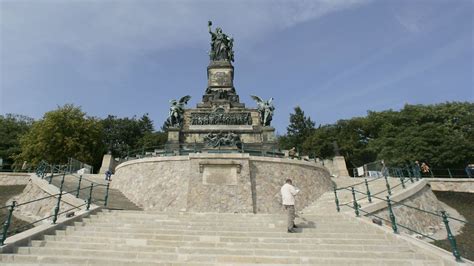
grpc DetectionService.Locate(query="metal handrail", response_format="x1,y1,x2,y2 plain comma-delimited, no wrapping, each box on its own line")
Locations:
333,178,466,261
0,159,110,245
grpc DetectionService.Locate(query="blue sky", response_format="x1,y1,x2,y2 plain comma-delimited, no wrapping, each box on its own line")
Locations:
1,0,472,134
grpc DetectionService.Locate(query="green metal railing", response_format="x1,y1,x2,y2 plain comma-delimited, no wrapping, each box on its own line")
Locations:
332,174,471,262
0,160,111,246
352,162,472,179
121,144,290,162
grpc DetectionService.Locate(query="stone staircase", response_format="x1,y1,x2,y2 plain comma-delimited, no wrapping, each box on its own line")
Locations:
0,176,460,265
1,208,452,265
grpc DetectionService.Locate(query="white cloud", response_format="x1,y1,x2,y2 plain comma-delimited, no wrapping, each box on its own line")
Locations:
1,0,371,59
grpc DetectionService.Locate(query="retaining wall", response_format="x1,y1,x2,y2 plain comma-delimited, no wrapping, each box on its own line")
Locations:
112,153,333,213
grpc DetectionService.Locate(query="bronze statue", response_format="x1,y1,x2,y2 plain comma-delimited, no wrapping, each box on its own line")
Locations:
166,95,191,128
251,95,275,126
208,21,234,62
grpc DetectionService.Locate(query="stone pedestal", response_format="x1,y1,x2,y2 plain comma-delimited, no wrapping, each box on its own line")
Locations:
166,127,181,150
166,58,278,154
262,127,276,142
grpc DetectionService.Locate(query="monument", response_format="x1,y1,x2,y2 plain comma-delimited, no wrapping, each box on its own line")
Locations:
111,21,332,213
165,21,277,153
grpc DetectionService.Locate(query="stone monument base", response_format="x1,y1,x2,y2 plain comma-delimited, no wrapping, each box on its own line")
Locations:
111,153,333,214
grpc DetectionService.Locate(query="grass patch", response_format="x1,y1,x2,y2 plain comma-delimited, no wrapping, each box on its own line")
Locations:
433,191,474,261
0,185,34,237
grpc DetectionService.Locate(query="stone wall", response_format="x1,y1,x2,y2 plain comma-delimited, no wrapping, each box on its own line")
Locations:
8,177,89,224
370,185,444,235
111,157,190,212
0,173,31,185
250,158,333,213
322,156,349,177
427,178,474,193
112,154,332,213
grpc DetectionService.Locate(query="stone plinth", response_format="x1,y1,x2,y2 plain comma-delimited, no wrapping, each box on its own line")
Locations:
112,154,332,213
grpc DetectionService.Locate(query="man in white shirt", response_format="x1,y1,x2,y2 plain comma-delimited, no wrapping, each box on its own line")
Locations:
280,179,300,233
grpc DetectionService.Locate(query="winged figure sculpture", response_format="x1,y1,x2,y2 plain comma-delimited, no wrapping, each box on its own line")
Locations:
166,95,191,128
251,95,275,126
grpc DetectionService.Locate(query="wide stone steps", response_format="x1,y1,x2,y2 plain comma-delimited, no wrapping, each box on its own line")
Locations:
0,253,442,265
15,245,433,260
0,178,453,265
30,239,413,252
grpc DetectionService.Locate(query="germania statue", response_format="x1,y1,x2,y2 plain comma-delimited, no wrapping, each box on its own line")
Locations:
208,21,234,62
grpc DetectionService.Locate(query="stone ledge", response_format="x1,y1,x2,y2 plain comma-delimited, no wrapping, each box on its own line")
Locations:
115,156,189,171
427,178,474,193
361,179,428,214
117,154,328,173
427,178,474,183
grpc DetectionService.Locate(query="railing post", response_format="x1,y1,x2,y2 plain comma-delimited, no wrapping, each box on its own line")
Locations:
386,196,398,234
48,170,53,184
52,191,63,224
430,169,434,178
86,184,94,210
447,168,453,178
384,175,392,196
50,164,54,180
441,211,462,262
400,177,406,189
409,172,414,183
333,187,340,212
104,183,110,207
365,179,372,203
0,201,16,245
351,187,359,217
59,171,66,192
76,175,82,198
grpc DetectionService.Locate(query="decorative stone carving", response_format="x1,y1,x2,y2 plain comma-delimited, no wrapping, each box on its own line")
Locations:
251,95,275,126
203,132,242,148
191,110,252,125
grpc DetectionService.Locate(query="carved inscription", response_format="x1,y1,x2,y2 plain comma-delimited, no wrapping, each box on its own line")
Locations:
210,71,231,86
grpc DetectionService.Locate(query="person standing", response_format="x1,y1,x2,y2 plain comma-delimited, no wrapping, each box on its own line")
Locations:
105,170,112,181
281,179,300,233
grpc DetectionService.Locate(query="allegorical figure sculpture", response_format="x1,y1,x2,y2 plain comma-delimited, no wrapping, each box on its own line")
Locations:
251,95,275,126
208,21,234,62
166,95,191,128
204,132,242,149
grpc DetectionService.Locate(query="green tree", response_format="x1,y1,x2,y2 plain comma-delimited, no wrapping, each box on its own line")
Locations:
281,102,473,171
0,114,33,170
136,132,168,148
15,104,104,170
279,106,315,153
101,113,159,157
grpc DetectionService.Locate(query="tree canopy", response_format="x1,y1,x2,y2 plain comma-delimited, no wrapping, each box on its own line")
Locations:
15,104,104,169
281,102,473,170
279,106,315,152
101,113,166,158
0,114,33,170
